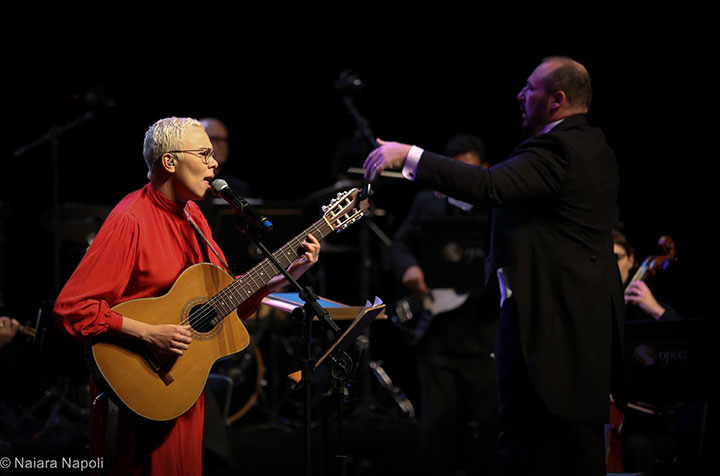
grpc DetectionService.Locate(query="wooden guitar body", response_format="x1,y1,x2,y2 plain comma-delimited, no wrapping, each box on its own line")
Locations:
92,263,249,421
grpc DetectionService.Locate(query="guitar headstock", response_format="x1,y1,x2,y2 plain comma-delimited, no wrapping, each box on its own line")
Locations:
322,188,369,232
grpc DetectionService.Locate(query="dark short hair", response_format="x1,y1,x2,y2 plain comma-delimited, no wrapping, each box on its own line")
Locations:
612,228,634,257
542,56,593,110
443,134,486,161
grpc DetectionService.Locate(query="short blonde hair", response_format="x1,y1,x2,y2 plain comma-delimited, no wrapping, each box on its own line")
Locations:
143,117,203,171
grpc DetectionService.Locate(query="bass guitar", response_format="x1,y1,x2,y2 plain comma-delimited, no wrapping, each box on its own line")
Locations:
91,189,368,421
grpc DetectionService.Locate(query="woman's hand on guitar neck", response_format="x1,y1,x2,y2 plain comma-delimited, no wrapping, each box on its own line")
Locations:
121,318,193,355
268,233,321,292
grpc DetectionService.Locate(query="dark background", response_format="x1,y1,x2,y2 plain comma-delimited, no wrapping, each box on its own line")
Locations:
1,27,714,475
3,37,713,320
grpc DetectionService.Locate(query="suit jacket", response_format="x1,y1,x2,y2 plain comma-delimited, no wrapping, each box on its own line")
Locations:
414,115,624,423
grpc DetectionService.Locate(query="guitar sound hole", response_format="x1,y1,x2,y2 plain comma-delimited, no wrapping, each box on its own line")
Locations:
188,303,218,334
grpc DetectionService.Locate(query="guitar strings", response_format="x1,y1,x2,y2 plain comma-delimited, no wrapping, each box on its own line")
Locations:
185,252,289,331
185,229,312,330
184,222,328,332
199,223,323,325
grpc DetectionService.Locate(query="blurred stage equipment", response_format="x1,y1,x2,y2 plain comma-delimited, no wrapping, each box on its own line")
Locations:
1,303,88,442
40,203,110,247
336,68,376,152
12,85,114,294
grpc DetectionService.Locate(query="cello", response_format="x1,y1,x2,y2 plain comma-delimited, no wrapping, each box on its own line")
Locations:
624,235,676,295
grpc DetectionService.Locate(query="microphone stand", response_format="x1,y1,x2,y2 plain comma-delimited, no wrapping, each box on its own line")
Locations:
233,215,339,476
340,92,382,291
342,94,377,150
329,350,353,476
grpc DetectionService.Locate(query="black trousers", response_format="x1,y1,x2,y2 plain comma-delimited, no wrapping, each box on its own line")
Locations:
494,297,605,476
415,300,500,476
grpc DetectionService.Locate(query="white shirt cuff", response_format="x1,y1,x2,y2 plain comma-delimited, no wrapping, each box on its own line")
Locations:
402,145,424,181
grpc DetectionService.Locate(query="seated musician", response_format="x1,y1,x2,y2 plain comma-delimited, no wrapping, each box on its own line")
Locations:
612,228,687,475
613,229,681,321
53,117,320,475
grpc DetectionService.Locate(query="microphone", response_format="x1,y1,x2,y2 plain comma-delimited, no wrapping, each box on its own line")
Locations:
211,179,273,232
334,68,364,95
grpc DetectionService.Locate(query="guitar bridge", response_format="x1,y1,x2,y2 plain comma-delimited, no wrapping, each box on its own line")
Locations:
141,346,175,386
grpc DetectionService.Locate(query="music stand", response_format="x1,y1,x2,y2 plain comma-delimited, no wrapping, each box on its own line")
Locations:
261,292,387,322
288,299,385,476
624,318,713,402
414,216,488,290
288,299,385,383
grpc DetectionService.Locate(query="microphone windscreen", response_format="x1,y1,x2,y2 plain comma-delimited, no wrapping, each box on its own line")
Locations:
211,179,228,194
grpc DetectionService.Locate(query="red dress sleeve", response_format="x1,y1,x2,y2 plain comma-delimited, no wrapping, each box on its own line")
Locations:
53,212,139,339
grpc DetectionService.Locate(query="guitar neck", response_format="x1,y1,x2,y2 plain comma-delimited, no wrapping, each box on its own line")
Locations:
208,217,334,317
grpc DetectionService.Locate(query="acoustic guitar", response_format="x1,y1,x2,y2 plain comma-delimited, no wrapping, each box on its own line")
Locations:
91,188,368,421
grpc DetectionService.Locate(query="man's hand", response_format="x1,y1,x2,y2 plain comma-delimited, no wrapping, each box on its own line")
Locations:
363,139,412,182
402,265,430,297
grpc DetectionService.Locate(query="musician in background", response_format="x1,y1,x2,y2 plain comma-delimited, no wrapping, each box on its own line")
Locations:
0,315,19,350
200,117,253,197
613,229,681,321
390,134,499,475
53,117,320,475
613,228,688,475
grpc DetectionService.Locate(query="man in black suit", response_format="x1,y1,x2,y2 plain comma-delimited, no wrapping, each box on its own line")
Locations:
364,56,624,476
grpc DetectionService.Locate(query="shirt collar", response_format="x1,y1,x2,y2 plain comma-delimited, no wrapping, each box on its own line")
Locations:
540,118,565,134
146,183,187,215
448,197,474,212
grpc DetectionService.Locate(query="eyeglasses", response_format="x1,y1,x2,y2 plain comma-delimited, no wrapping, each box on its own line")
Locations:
166,148,216,164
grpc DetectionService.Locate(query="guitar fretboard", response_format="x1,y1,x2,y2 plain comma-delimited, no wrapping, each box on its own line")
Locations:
207,218,333,320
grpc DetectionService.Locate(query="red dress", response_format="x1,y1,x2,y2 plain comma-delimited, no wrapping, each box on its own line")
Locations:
54,183,267,475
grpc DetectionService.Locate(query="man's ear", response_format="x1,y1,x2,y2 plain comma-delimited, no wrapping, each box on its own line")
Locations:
550,90,566,112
